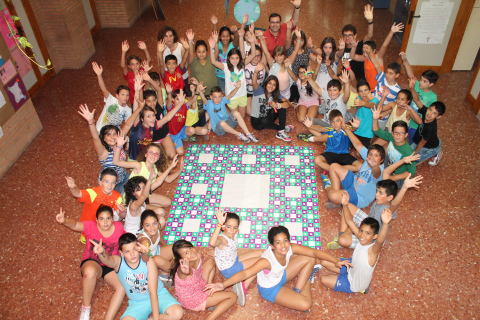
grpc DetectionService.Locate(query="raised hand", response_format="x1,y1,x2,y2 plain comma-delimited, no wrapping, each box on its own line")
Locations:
165,83,173,95
186,29,194,42
237,28,245,39
409,76,417,89
65,176,76,188
290,0,301,7
403,173,423,190
341,190,350,206
316,54,322,65
230,25,238,33
339,69,349,83
136,97,145,110
340,116,347,130
148,167,156,183
391,22,404,33
342,58,350,69
92,62,103,75
372,105,382,120
307,36,313,48
338,38,345,50
90,238,106,255
381,86,390,98
141,60,153,72
56,207,66,224
179,257,190,274
117,130,127,146
208,36,216,49
157,39,166,53
78,104,95,123
381,208,393,225
364,4,374,22
177,89,186,106
286,20,293,29
302,116,313,128
255,29,264,38
399,51,407,61
367,153,379,168
142,71,152,82
179,38,189,51
255,61,265,72
122,40,129,52
210,14,218,25
215,207,227,225
293,28,301,39
169,154,179,169
137,41,147,50
284,58,292,68
350,116,361,129
362,43,371,55
242,13,249,25
212,31,219,44
403,153,421,164
134,76,145,92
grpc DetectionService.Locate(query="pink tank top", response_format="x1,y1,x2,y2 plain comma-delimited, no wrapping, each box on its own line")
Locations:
297,79,319,104
174,258,209,310
277,69,290,92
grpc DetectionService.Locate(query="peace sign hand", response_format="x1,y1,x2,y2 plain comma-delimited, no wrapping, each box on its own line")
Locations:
179,257,190,274
90,238,105,255
56,207,66,224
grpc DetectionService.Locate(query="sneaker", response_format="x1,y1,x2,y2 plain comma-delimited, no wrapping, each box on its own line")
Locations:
242,281,247,296
183,136,198,142
208,306,217,312
276,130,292,142
322,170,329,176
284,125,294,133
159,274,174,287
361,283,371,294
324,201,341,210
232,281,246,306
320,174,331,189
308,264,323,283
203,134,210,141
237,133,250,143
297,133,314,142
79,305,91,320
428,151,443,166
327,237,341,250
246,133,259,143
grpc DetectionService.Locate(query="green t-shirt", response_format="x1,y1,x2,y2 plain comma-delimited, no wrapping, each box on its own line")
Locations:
189,57,218,95
409,81,437,129
373,128,416,177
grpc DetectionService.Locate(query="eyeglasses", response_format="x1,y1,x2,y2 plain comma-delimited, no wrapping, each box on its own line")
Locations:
147,151,161,156
255,54,262,58
343,34,354,37
392,131,406,136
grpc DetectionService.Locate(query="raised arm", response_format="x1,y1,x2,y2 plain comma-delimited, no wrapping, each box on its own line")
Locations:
390,173,423,213
238,28,247,60
179,38,190,69
131,170,154,211
372,104,382,131
151,155,180,190
91,238,121,269
377,23,404,61
226,81,241,100
285,59,298,82
156,88,185,128
65,176,82,198
210,15,218,33
56,207,84,232
341,192,360,236
408,77,424,116
335,38,345,62
370,209,391,256
343,118,364,153
287,29,303,63
284,20,294,49
252,62,265,91
121,40,129,76
365,45,381,74
291,0,301,26
306,73,323,96
257,34,274,67
78,104,108,159
209,208,229,248
303,116,327,133
142,72,164,107
400,52,414,79
122,79,146,131
340,70,351,104
157,40,166,78
137,41,152,65
363,4,374,41
112,131,142,171
382,153,420,180
349,39,365,62
209,32,225,70
92,62,110,100
186,29,195,65
292,243,351,269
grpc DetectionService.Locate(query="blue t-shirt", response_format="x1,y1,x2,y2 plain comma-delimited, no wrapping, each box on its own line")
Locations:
354,147,384,208
204,97,230,130
355,96,379,139
322,127,350,154
215,42,235,79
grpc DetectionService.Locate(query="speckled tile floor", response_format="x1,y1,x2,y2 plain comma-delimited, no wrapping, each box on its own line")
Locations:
0,0,479,319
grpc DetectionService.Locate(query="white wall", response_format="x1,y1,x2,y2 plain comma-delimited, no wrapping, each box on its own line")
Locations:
452,0,480,70
82,0,96,30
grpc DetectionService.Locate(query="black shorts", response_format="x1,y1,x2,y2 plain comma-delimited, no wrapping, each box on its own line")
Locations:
80,259,115,278
350,134,371,149
321,152,358,166
247,93,253,98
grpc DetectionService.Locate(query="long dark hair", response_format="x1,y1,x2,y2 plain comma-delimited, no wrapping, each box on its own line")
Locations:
169,240,194,284
227,48,244,72
124,176,147,205
99,125,120,152
292,30,307,51
261,75,282,103
320,37,337,62
298,65,313,96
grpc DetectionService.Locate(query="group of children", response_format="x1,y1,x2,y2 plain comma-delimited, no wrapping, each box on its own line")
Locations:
58,2,447,319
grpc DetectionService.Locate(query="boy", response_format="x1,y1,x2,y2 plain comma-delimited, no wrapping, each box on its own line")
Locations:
319,191,392,294
157,39,189,91
301,110,363,173
317,73,351,127
401,52,439,143
92,62,132,134
328,159,423,250
409,78,445,166
199,84,259,143
91,233,184,320
146,71,168,107
351,79,379,148
366,46,402,129
167,87,208,156
321,118,385,209
121,40,151,105
372,105,416,187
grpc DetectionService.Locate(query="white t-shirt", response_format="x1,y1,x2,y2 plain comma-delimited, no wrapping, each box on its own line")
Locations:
321,90,347,120
315,62,338,92
257,246,293,288
223,63,247,99
96,94,132,133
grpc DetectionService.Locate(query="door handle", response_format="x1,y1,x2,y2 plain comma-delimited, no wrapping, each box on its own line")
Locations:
408,10,421,25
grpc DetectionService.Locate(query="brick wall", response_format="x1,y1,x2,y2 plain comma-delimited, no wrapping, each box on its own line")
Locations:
95,0,151,28
29,0,95,72
0,100,42,179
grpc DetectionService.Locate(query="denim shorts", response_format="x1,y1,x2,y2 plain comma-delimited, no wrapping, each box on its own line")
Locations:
341,170,359,206
220,256,244,279
257,269,287,303
214,112,238,136
170,126,188,149
121,286,180,319
334,258,353,293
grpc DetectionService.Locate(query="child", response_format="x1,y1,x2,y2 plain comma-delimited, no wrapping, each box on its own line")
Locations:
321,119,385,209
372,106,416,186
92,62,132,133
409,79,445,165
157,39,189,91
170,240,237,319
158,25,188,81
286,29,315,78
250,67,293,142
121,40,151,105
137,210,173,285
328,160,422,249
78,104,128,194
401,52,440,142
378,88,421,134
301,110,363,173
211,26,235,92
199,85,258,143
114,138,182,207
349,79,379,148
206,225,350,312
186,29,218,95
184,81,210,142
56,206,125,320
123,170,166,235
91,233,184,320
313,37,344,91
319,192,391,294
209,208,263,306
315,73,351,127
65,168,123,222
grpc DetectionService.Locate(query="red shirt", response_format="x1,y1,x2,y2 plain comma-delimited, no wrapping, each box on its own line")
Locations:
162,66,185,92
123,67,145,104
81,221,125,264
263,23,289,56
78,186,122,222
166,103,187,135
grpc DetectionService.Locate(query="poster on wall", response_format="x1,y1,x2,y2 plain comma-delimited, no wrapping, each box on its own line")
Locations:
4,74,28,111
0,59,16,84
9,46,32,78
0,8,19,49
412,1,455,44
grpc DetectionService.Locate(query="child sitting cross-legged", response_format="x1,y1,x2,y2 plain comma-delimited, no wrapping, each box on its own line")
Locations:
319,191,392,294
209,208,263,306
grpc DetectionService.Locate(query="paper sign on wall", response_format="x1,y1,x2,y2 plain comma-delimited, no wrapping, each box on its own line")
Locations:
0,8,19,49
4,74,28,111
412,1,455,44
0,90,6,109
0,59,16,84
9,46,32,78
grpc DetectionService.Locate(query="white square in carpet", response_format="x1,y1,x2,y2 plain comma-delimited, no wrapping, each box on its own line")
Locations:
198,153,214,163
239,220,252,235
182,219,201,233
284,155,300,166
242,154,257,165
284,222,303,237
220,174,270,209
190,184,208,195
285,186,302,198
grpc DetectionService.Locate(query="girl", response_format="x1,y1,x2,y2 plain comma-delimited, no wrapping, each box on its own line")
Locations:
286,29,316,77
211,26,235,92
137,210,173,284
313,37,344,92
113,131,181,205
209,31,250,119
78,104,128,194
186,29,218,95
158,25,188,80
206,226,351,312
123,169,166,235
55,206,125,320
170,240,237,320
286,64,322,125
184,81,210,141
209,208,263,306
250,65,294,142
380,88,420,134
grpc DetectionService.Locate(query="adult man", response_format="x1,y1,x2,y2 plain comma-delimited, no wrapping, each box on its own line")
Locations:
263,0,301,55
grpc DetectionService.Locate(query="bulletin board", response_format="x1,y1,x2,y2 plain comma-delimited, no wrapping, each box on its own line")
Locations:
0,33,16,126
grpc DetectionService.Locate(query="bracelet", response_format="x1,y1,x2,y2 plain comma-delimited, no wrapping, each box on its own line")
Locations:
345,66,351,71
368,21,374,24
88,122,94,125
217,223,223,228
188,40,194,44
117,145,123,148
298,40,304,43
295,6,300,9
211,48,215,52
